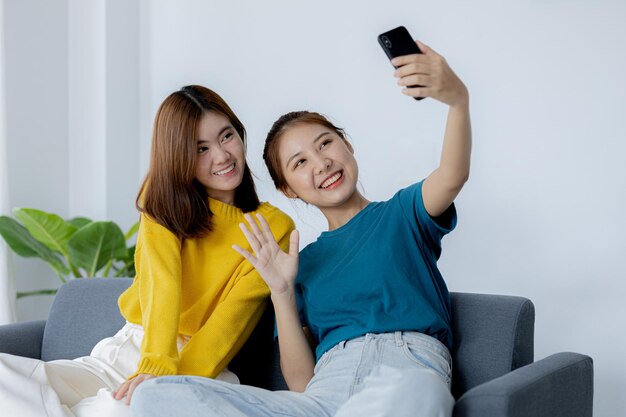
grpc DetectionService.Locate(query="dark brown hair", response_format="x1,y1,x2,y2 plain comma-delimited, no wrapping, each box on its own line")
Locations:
137,85,260,239
263,111,347,192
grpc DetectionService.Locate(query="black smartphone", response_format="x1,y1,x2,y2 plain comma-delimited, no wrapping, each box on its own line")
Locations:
378,26,424,100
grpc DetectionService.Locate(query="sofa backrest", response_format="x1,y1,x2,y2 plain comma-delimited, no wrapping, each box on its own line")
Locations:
41,278,131,361
41,279,535,398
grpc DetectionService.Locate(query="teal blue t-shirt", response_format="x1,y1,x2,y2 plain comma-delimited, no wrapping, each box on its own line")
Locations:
296,181,456,361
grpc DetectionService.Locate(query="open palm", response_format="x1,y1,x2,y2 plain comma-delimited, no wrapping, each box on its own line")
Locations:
232,213,299,295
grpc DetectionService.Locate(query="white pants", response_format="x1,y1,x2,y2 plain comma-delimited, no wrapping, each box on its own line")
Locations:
0,323,238,417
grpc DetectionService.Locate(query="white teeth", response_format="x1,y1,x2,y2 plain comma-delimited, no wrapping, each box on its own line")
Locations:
320,172,342,189
214,164,235,176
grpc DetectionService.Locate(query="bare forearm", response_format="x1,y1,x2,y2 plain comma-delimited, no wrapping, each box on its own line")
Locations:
439,99,471,187
232,218,312,390
272,291,315,392
423,97,472,216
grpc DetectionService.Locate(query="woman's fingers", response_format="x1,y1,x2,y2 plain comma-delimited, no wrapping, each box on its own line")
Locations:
256,214,278,245
397,74,433,88
391,51,428,68
393,62,430,78
415,39,439,56
124,378,141,405
239,222,262,255
288,229,300,257
124,374,155,405
232,244,257,266
402,86,430,99
244,213,266,243
113,380,129,400
237,214,282,264
391,42,467,106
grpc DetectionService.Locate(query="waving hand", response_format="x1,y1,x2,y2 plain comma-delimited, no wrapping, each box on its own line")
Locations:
232,213,300,295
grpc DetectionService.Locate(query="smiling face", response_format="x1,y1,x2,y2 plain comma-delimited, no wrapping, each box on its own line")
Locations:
277,122,359,210
194,111,246,205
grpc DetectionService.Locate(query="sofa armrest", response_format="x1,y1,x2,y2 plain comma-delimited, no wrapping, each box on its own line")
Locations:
454,352,593,417
0,320,46,359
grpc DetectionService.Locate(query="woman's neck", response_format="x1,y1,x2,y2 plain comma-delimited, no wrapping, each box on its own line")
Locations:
320,191,370,231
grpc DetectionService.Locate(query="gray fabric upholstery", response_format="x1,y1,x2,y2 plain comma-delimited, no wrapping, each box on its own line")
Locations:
41,278,131,361
453,352,593,417
450,292,535,397
0,278,592,416
0,319,45,359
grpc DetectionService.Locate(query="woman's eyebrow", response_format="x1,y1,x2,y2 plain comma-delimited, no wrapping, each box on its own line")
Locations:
313,132,329,143
286,151,301,168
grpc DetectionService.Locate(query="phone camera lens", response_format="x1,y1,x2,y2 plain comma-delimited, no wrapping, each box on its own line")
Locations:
382,36,392,48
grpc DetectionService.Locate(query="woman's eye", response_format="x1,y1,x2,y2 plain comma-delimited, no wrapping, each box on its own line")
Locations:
320,139,332,149
294,159,305,168
198,146,209,154
222,132,233,142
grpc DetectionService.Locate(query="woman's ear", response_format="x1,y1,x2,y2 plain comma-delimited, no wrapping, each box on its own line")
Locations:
281,185,298,199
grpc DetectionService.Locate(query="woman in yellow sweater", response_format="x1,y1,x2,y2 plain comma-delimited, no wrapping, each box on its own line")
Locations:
0,85,294,417
111,85,294,403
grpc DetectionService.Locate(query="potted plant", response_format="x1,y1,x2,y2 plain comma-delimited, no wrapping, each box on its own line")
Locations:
0,208,137,298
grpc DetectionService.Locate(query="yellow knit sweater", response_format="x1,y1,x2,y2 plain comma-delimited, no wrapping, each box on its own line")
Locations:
118,198,294,378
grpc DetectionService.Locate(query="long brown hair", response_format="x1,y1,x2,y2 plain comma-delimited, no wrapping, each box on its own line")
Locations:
138,85,260,239
263,111,347,193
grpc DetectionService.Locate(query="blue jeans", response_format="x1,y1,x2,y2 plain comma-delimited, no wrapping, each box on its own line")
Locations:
132,331,454,417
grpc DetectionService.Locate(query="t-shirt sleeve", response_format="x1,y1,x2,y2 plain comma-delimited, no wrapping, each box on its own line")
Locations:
397,180,457,259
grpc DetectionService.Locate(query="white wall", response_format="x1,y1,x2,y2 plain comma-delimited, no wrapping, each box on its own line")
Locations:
0,0,17,324
2,0,141,320
2,0,71,321
2,0,623,415
143,1,625,415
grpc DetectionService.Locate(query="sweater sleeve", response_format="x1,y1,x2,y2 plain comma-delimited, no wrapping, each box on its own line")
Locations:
131,214,183,377
176,216,294,378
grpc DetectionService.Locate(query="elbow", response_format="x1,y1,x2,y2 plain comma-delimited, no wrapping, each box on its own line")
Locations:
439,163,470,188
284,373,311,393
442,170,469,194
456,163,470,186
459,171,470,187
280,361,313,393
287,381,308,393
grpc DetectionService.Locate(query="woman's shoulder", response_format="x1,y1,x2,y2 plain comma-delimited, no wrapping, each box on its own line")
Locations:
255,202,295,229
138,212,175,235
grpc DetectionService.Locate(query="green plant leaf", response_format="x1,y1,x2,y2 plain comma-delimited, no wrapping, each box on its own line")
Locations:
17,289,58,299
67,221,127,276
0,216,39,257
13,208,77,257
114,243,135,262
113,244,136,277
124,221,139,241
67,217,93,229
0,216,70,276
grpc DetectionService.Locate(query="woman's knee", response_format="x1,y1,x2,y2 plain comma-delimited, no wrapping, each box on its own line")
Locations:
388,367,454,416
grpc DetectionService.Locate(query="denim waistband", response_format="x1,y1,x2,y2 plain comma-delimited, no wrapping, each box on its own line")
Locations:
330,331,451,362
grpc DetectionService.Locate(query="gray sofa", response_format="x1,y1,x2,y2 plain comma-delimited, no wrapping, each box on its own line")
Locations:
0,278,593,416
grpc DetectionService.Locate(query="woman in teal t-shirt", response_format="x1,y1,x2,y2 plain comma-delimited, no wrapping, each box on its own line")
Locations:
132,39,471,417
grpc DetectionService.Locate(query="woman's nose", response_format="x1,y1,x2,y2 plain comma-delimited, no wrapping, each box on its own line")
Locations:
212,146,230,164
315,156,332,174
